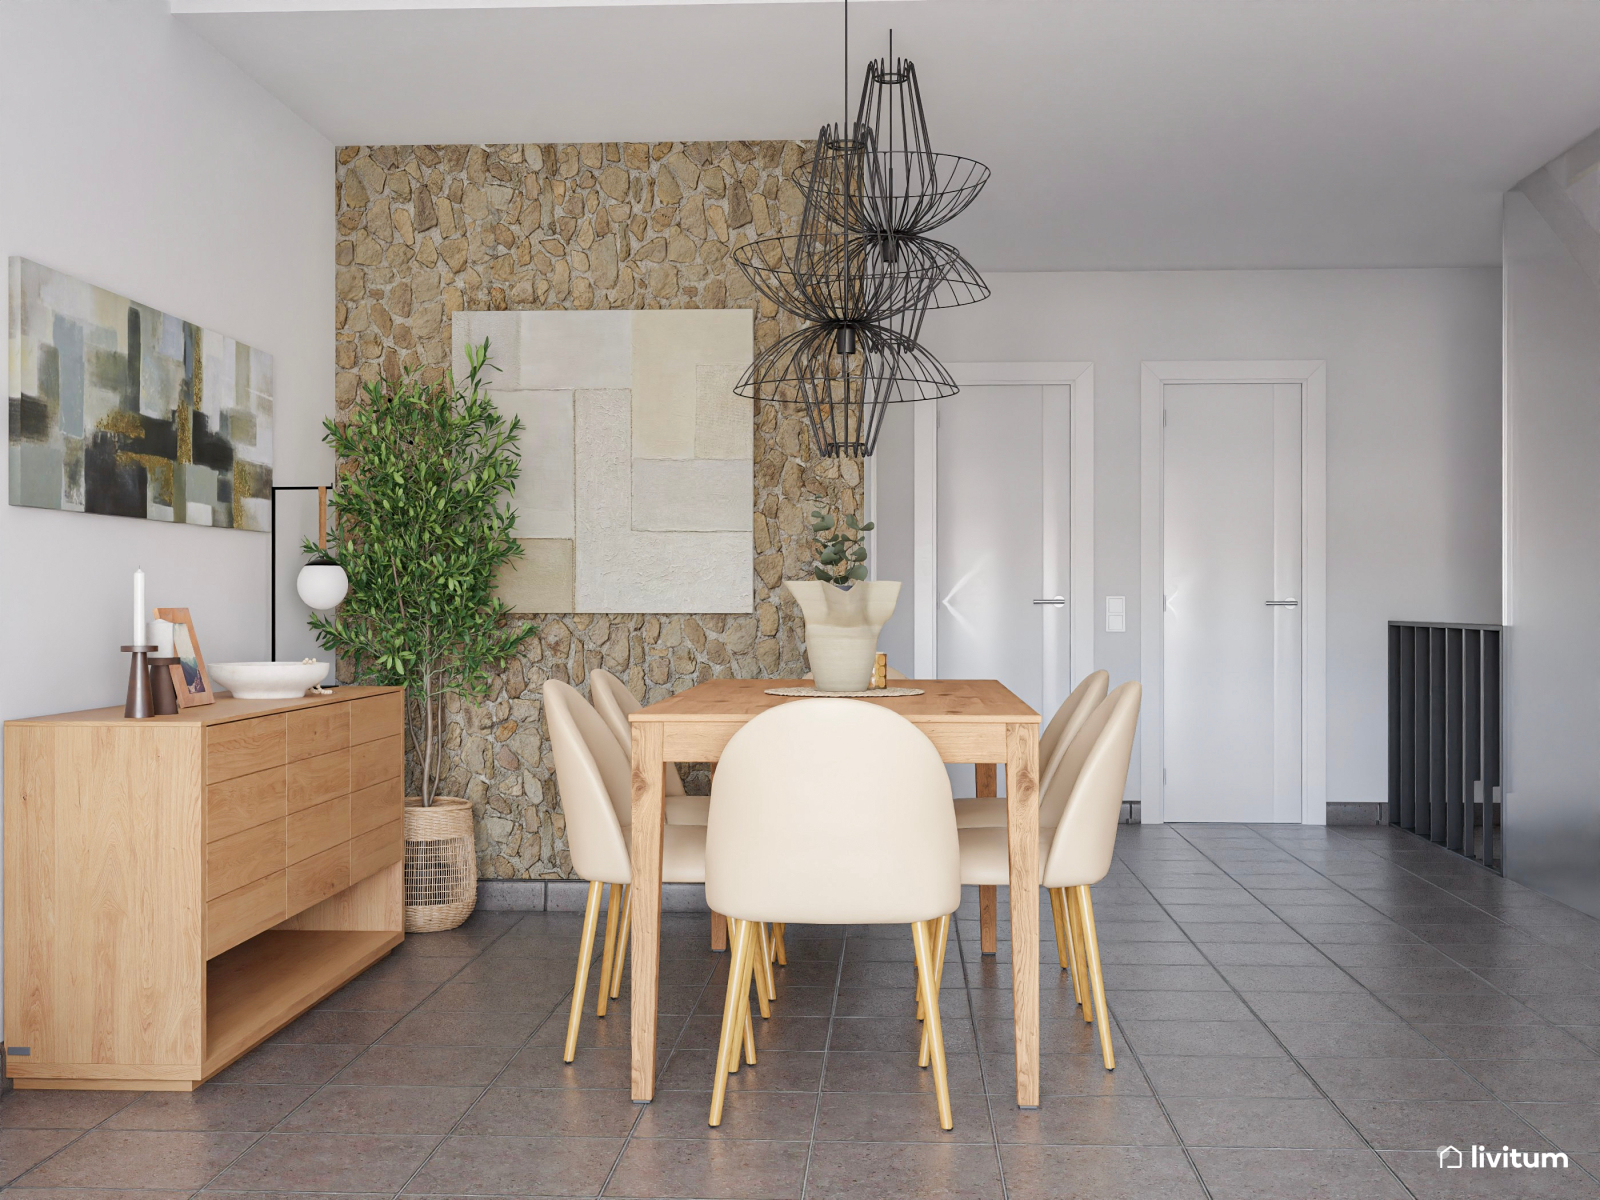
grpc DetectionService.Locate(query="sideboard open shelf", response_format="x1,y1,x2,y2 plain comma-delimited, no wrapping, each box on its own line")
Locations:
4,687,407,1091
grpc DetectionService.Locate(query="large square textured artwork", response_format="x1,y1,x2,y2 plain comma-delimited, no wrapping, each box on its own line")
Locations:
453,309,753,614
8,258,273,530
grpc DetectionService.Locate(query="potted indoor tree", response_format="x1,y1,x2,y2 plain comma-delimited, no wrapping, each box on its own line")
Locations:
309,340,537,932
785,501,900,691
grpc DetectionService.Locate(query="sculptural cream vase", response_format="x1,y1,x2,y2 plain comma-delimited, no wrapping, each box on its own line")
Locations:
786,579,902,692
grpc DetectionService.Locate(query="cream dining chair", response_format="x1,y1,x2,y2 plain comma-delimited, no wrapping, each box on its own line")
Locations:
953,681,1141,1070
545,679,715,1061
587,669,782,1002
705,699,962,1129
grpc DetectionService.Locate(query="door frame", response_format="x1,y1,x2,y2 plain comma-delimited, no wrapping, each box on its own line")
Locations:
1140,360,1327,825
894,361,1095,694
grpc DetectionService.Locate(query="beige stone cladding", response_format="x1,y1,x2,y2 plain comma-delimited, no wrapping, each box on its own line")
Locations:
334,141,862,878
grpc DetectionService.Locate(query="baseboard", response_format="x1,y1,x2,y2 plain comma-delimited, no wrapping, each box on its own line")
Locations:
476,880,713,912
1327,802,1387,826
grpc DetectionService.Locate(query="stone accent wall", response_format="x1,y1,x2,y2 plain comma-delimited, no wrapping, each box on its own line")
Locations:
334,141,860,879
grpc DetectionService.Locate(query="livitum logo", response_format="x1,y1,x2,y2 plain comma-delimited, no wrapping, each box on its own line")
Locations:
1437,1144,1570,1170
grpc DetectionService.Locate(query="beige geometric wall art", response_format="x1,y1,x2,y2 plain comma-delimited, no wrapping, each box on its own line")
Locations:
452,309,754,614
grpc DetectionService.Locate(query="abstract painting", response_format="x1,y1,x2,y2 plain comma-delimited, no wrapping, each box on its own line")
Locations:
8,258,273,529
452,309,753,614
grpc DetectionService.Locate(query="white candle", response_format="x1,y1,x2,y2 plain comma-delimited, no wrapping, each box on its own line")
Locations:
133,568,145,646
150,619,175,658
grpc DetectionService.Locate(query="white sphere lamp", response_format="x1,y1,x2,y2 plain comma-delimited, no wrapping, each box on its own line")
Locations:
295,484,348,611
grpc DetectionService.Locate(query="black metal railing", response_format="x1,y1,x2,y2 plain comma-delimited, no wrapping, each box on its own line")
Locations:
1388,622,1502,872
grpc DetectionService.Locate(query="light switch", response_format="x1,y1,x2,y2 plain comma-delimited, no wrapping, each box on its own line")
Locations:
1105,595,1127,633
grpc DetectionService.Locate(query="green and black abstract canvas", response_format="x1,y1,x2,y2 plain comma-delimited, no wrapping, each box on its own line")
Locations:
7,257,272,530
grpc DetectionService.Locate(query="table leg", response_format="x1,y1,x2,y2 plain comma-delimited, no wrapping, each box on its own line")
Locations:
975,763,999,955
629,722,665,1102
1006,721,1040,1108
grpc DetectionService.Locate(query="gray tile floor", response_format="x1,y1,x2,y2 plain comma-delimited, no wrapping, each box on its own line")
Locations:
6,824,1600,1197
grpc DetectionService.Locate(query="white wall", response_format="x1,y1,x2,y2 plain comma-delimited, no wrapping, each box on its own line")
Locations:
1502,132,1600,917
875,268,1502,810
0,0,335,726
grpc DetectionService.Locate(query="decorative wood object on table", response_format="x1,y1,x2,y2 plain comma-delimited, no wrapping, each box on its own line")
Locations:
626,677,1042,1107
3,687,407,1091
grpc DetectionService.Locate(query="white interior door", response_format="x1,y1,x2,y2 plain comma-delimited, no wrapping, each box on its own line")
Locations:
935,383,1071,796
1163,381,1303,822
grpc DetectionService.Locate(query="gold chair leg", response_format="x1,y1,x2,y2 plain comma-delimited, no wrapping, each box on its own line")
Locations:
1066,888,1093,1023
563,880,603,1062
754,923,775,1016
920,914,950,1067
773,922,788,966
609,884,632,1001
736,923,760,1067
711,910,727,953
1076,886,1116,1070
598,883,620,1017
911,918,954,1131
1054,887,1085,1009
710,919,754,1125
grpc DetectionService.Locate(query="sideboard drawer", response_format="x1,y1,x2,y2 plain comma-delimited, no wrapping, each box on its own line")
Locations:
207,766,287,843
288,842,350,914
351,734,403,788
207,817,286,901
350,692,404,745
351,817,404,883
206,870,286,958
288,795,350,864
288,703,349,763
351,775,404,837
208,715,286,784
288,748,349,813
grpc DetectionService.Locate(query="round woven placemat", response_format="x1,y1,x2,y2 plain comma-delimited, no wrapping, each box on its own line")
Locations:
763,686,926,698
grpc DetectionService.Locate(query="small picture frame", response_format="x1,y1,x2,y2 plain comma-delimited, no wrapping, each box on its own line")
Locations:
154,607,214,708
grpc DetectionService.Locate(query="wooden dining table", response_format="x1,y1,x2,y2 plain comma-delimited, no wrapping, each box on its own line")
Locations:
626,677,1042,1108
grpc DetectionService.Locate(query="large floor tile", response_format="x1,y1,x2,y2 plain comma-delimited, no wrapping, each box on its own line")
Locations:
603,1137,808,1199
0,1128,83,1186
0,1092,139,1130
457,1087,640,1138
273,1084,481,1135
404,1133,624,1196
1189,1146,1411,1200
1336,1099,1550,1152
17,1129,259,1190
105,1085,315,1132
804,1140,1002,1200
1163,1097,1365,1149
811,1090,992,1143
988,1095,1177,1146
998,1144,1205,1200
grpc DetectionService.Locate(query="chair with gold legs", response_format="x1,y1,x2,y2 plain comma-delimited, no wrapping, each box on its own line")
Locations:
544,679,708,1061
705,699,961,1129
956,671,1109,953
955,682,1141,1070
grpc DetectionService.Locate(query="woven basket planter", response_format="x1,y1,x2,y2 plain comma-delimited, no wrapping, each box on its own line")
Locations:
403,797,478,933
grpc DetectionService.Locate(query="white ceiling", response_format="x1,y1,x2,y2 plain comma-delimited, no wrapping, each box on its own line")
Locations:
176,0,1600,271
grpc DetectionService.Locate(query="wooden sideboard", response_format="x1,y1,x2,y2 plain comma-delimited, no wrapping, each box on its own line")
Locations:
3,686,407,1090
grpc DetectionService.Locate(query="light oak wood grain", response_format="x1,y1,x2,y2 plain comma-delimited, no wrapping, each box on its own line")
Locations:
278,861,402,933
350,817,404,883
203,929,400,1079
287,703,349,763
206,767,287,844
1005,720,1041,1107
288,842,350,914
206,818,285,902
350,692,405,745
5,687,406,1090
206,871,287,958
288,748,350,814
288,796,350,865
350,776,403,837
207,715,286,785
628,720,666,1102
351,734,403,788
4,724,205,1074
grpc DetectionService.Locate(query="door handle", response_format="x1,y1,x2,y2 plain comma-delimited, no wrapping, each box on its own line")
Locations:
1265,599,1299,607
1032,596,1066,606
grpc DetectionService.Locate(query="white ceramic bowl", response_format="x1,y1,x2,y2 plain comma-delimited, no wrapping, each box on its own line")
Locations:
209,660,330,700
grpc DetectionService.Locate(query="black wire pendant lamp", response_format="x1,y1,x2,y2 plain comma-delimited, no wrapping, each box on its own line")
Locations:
733,9,989,458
